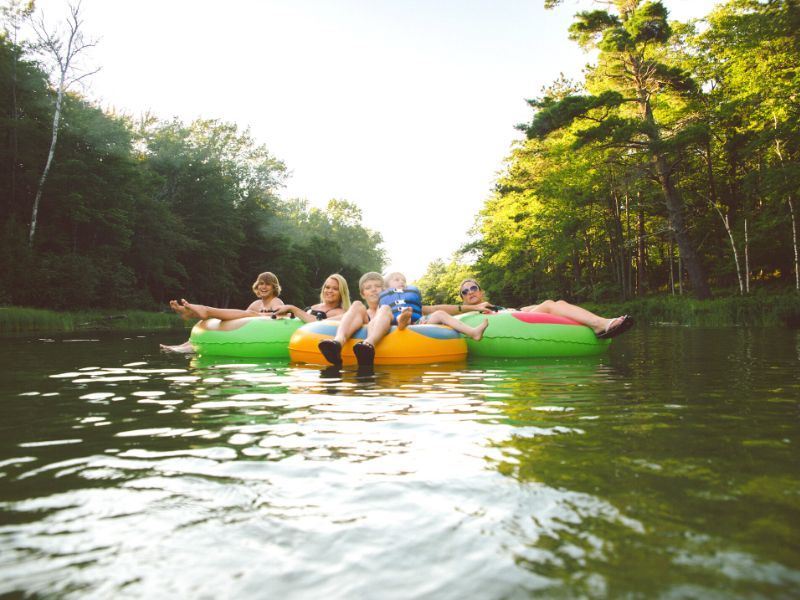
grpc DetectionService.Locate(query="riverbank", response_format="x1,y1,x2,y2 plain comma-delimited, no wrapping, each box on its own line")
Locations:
2,292,799,333
582,291,800,328
0,306,189,333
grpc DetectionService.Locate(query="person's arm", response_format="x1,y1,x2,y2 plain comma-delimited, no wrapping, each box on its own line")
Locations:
422,304,459,315
272,304,317,323
422,301,496,315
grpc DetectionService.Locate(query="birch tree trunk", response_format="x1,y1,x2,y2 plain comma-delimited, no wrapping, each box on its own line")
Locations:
714,205,744,294
789,198,799,290
744,217,750,293
28,2,98,246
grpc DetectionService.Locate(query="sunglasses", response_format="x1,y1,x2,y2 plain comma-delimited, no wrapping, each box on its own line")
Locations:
460,284,480,296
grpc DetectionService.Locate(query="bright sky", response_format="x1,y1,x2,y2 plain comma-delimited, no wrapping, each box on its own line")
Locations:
31,0,717,281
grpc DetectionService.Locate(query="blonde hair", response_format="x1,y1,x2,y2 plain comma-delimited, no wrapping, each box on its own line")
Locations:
358,271,384,292
252,271,282,298
321,273,351,310
383,271,407,287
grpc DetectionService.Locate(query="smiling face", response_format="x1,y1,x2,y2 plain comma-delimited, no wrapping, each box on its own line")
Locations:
255,280,274,299
252,272,281,299
322,277,341,305
459,280,484,305
360,277,385,305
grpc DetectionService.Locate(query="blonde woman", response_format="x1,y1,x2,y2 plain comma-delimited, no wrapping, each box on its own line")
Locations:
272,274,351,323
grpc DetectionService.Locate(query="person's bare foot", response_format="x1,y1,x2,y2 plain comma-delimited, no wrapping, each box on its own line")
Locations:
397,307,413,330
180,299,209,320
159,341,194,353
169,299,195,321
471,318,489,341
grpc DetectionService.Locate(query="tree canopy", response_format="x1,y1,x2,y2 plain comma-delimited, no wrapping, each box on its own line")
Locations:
0,26,386,310
419,0,799,305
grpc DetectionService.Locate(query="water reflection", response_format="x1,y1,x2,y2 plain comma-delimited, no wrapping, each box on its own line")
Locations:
0,328,798,598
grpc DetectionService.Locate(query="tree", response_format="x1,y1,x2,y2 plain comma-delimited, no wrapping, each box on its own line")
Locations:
693,0,800,290
524,0,712,298
28,0,98,245
1,0,34,208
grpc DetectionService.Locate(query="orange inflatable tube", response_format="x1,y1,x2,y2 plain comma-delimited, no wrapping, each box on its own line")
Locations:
288,320,467,366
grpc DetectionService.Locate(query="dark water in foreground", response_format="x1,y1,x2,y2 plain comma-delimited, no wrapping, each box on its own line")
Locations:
0,327,798,599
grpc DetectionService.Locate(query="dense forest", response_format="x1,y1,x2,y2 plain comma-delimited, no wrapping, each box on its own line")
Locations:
1,0,798,314
0,3,386,311
419,0,799,306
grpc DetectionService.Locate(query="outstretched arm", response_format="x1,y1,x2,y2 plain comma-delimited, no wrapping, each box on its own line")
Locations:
422,301,496,315
272,305,315,323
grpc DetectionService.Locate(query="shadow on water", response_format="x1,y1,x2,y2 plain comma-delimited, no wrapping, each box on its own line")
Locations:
0,327,798,598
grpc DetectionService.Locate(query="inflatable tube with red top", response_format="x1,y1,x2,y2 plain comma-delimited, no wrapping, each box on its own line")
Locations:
457,311,610,357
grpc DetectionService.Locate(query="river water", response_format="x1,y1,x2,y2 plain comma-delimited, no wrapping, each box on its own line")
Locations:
0,326,798,598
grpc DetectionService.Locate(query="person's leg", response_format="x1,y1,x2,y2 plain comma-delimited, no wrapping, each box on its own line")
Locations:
520,300,633,337
352,305,392,366
426,310,489,341
180,300,256,322
159,340,194,353
520,299,612,333
363,305,392,347
164,301,198,352
333,301,368,345
320,301,370,365
169,299,195,320
396,306,413,330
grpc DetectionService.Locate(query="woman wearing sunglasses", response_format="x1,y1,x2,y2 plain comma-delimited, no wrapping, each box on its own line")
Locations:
457,279,634,339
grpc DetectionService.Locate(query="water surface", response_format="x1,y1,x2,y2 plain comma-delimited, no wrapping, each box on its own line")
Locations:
1,327,798,598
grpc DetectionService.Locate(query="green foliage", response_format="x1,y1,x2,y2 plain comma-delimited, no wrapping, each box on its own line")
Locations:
415,258,475,304
572,116,647,149
626,1,671,44
569,10,622,49
523,91,625,139
0,34,387,312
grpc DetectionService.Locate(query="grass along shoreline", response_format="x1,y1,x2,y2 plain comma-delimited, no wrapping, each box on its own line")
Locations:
581,291,800,328
0,306,191,333
1,292,798,333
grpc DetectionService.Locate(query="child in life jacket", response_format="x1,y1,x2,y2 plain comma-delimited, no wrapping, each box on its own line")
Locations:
381,272,489,334
379,272,424,327
319,271,490,367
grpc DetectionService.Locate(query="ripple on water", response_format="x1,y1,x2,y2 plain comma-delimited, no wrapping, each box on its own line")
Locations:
1,330,799,598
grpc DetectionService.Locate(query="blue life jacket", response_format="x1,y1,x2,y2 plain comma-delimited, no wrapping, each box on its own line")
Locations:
379,286,423,324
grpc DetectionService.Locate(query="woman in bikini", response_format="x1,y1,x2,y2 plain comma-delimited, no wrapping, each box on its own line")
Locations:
271,274,351,322
457,278,634,339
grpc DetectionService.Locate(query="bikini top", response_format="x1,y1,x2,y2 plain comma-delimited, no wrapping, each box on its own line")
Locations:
305,307,329,321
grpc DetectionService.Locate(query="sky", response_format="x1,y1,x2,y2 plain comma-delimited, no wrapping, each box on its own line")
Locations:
30,0,718,281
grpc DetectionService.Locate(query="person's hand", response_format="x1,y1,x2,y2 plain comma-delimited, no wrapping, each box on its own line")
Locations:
471,301,497,313
270,305,295,319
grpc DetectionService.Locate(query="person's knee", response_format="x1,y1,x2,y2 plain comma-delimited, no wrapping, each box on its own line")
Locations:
540,299,555,310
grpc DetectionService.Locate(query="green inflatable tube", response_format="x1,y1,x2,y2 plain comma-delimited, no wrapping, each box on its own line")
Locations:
189,316,303,358
458,311,611,357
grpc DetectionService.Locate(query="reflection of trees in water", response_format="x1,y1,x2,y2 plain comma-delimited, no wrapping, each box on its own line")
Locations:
486,329,800,594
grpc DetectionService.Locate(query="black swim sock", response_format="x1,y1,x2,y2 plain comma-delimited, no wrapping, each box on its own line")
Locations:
353,342,375,366
318,339,343,365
